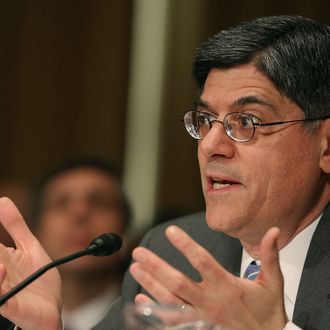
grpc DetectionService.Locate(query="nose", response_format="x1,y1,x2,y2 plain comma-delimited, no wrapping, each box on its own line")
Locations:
198,122,235,159
69,198,91,222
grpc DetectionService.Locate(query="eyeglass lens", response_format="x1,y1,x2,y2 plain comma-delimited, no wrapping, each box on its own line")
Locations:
184,111,255,142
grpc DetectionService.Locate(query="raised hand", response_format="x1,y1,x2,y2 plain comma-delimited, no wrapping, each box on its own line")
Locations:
130,225,288,330
0,197,62,330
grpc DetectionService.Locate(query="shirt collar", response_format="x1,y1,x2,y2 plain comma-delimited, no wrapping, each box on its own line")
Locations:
241,214,321,304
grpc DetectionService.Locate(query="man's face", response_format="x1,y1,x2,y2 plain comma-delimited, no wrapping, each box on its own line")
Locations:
37,167,126,274
198,64,326,244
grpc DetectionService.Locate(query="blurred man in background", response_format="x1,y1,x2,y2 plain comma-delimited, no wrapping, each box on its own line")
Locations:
32,156,131,330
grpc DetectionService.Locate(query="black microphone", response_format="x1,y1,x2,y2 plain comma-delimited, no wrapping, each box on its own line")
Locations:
0,233,122,306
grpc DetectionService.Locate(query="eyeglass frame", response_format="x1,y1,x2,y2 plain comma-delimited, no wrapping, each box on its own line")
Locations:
182,110,330,143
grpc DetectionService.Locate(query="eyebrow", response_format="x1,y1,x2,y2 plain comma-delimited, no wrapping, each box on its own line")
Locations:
233,95,275,110
193,99,213,111
194,95,276,112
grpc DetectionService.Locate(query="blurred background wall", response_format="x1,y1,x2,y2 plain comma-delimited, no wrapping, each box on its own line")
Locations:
0,0,330,238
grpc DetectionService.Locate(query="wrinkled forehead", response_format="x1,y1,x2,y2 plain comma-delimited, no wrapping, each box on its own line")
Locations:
199,65,302,117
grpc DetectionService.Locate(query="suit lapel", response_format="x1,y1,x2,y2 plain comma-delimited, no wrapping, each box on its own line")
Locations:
293,205,330,329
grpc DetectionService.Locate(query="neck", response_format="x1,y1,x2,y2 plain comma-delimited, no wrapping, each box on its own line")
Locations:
61,271,122,311
241,201,328,259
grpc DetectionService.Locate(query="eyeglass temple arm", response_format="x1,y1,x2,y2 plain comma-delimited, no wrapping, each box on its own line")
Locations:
254,117,330,127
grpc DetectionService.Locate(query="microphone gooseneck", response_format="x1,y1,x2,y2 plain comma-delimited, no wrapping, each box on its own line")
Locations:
0,233,122,306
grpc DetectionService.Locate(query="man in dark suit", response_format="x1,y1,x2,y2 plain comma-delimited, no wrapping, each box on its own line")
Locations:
94,209,330,329
94,15,330,330
0,14,329,330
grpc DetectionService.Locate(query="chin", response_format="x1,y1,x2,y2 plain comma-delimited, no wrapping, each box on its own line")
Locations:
205,208,244,237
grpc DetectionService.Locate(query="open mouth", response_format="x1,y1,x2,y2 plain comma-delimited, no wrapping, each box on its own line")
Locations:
209,177,239,190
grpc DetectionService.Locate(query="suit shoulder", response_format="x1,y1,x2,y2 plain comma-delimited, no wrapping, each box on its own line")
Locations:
141,212,239,253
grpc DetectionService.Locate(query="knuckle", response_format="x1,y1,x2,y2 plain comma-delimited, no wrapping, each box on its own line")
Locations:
163,293,180,305
193,254,208,269
172,274,188,291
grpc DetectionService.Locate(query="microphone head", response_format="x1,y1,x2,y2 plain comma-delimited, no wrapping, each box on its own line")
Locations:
87,233,122,256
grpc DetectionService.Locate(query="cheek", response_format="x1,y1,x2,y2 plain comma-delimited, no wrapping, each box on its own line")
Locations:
37,221,65,258
244,146,297,204
259,145,320,200
198,148,207,181
38,217,57,235
37,216,64,241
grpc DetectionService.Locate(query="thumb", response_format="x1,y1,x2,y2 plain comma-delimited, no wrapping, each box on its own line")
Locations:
259,227,284,291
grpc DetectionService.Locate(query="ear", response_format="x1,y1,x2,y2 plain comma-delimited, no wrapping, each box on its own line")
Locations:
319,119,330,173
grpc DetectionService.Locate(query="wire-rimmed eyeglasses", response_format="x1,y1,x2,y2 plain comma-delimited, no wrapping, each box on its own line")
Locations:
183,110,330,143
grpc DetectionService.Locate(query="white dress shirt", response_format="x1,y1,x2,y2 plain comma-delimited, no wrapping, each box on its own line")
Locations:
62,286,120,330
241,215,321,330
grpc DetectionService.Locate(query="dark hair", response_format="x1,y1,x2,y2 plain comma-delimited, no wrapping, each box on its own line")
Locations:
31,155,131,228
193,15,330,118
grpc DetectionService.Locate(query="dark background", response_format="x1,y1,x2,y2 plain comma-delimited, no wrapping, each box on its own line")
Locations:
1,0,330,230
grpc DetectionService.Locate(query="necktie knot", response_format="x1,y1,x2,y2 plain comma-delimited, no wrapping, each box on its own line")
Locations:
244,261,260,281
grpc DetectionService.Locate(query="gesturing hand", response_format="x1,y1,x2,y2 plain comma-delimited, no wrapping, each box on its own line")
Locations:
0,197,62,330
130,225,288,330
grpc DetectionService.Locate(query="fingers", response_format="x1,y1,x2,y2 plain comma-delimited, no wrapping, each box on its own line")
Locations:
134,293,154,304
259,227,283,290
131,226,235,307
165,225,229,282
130,249,189,305
0,197,37,251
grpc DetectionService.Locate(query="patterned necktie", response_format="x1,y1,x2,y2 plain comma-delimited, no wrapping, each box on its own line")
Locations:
244,260,260,280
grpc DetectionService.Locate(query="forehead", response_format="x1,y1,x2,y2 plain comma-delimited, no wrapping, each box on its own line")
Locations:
43,167,120,196
200,64,300,115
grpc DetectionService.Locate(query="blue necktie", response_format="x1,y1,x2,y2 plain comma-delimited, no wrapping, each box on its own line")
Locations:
244,260,260,280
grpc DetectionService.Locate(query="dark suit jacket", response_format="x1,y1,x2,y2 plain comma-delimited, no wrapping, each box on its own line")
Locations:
4,208,328,330
93,207,330,330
